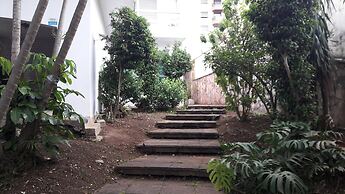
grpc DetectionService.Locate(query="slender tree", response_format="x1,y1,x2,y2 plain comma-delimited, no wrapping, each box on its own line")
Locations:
103,7,155,118
40,0,88,108
0,0,49,127
11,0,21,63
52,0,68,57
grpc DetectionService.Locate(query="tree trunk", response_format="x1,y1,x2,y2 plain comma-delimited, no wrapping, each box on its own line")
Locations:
319,73,334,130
0,0,49,127
114,65,122,119
11,0,21,63
282,53,297,100
40,0,88,109
52,0,68,57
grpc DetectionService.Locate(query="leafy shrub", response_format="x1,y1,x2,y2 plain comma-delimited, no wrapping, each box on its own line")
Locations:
208,121,345,194
151,78,187,111
0,53,83,162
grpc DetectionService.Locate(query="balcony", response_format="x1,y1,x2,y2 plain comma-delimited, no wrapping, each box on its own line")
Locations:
212,14,222,27
136,9,184,40
212,2,222,14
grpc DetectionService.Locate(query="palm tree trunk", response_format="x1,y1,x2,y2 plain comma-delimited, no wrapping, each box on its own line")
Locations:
282,53,297,100
52,0,68,57
0,0,49,127
39,0,88,109
11,0,21,63
114,65,122,119
319,73,333,130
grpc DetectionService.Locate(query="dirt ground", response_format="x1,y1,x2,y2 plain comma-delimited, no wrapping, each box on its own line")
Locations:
1,112,271,194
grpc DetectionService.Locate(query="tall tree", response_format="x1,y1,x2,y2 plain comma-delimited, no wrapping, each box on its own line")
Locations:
0,0,49,127
103,7,155,118
11,0,21,63
40,0,88,108
52,0,68,57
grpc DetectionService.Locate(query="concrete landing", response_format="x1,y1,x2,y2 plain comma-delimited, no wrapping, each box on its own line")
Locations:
95,179,223,194
136,139,221,154
116,155,217,177
156,120,217,129
148,128,219,139
177,109,226,115
165,114,221,121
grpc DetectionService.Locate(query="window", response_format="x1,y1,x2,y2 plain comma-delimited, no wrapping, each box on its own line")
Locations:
201,12,208,18
201,0,208,4
201,25,209,33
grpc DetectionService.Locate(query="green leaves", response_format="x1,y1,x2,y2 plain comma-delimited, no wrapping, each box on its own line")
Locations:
159,42,192,79
0,57,12,75
10,107,36,125
257,170,307,194
209,120,345,194
208,159,235,193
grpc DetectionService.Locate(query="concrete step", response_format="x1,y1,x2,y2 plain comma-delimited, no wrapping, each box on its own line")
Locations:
176,109,226,115
136,139,220,154
95,178,223,194
165,114,220,121
156,120,217,129
148,128,219,139
116,155,217,177
188,104,226,109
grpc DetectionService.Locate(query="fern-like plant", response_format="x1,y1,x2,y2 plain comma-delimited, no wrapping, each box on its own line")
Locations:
208,121,345,194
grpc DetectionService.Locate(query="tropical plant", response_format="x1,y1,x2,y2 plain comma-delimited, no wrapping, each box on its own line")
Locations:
102,7,156,117
0,53,83,162
208,121,345,194
0,0,49,127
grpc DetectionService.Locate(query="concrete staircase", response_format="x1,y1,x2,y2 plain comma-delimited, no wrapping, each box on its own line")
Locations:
95,104,225,194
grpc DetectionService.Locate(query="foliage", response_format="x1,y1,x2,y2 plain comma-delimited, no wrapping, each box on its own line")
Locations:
0,54,83,162
149,78,187,111
158,42,192,79
103,7,155,70
246,0,318,120
101,7,156,117
216,74,256,121
98,65,142,110
204,0,277,120
208,121,345,194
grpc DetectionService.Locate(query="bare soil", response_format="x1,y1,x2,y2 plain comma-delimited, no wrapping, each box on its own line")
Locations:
0,112,272,194
1,112,166,194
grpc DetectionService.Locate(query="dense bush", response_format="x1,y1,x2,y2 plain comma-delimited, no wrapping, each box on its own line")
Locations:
0,53,83,163
150,78,187,111
208,121,345,194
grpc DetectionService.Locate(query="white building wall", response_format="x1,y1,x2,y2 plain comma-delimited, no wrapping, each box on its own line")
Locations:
90,0,108,118
330,0,345,59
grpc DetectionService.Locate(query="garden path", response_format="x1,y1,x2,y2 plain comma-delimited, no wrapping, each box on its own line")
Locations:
95,105,226,194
